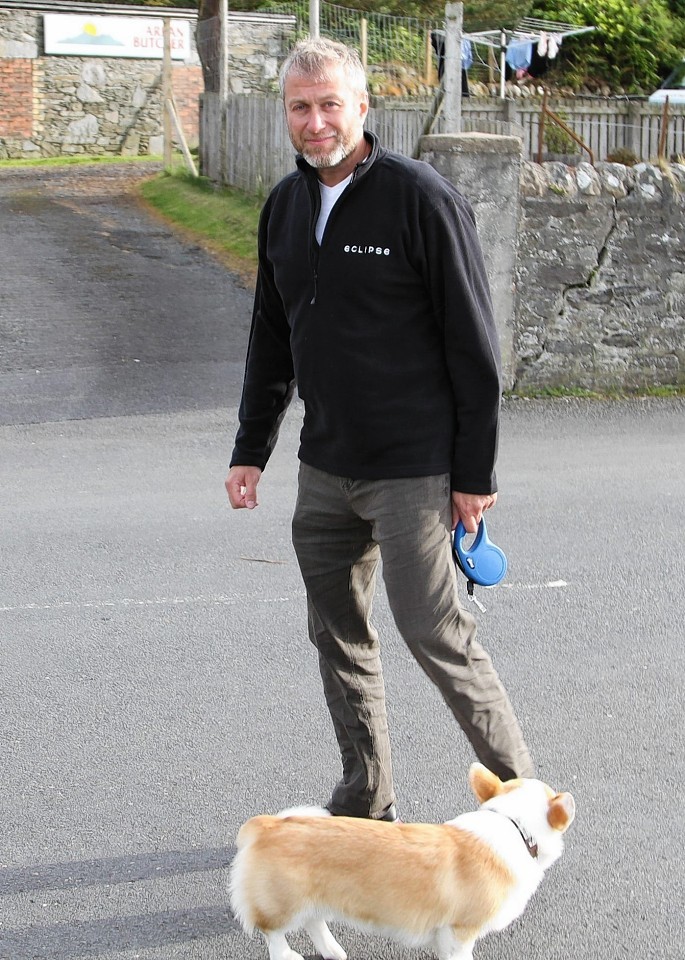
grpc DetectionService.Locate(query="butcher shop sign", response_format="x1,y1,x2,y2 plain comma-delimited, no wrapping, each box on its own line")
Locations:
43,14,191,60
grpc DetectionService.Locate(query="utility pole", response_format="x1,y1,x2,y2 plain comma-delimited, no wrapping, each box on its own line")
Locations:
162,18,173,170
442,2,462,135
310,0,320,38
219,0,229,183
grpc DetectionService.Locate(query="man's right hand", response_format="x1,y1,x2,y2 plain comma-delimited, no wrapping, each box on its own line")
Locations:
225,465,262,510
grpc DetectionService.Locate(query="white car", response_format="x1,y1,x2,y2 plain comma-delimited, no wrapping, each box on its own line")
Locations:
648,58,685,103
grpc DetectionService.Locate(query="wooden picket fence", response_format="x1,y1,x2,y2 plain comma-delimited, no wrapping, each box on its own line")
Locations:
200,92,685,195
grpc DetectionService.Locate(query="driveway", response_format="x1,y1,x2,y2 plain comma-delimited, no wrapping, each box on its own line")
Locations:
1,164,684,960
0,162,253,424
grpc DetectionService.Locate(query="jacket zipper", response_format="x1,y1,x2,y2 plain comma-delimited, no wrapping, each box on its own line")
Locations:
308,177,321,305
307,147,373,305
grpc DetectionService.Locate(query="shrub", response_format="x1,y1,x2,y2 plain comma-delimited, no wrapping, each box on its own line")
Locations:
531,0,685,91
605,147,639,165
544,112,579,155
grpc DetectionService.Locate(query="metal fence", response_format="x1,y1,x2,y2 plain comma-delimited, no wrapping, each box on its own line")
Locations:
201,92,685,195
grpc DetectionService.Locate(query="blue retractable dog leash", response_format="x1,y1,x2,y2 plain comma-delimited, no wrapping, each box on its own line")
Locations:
453,518,507,611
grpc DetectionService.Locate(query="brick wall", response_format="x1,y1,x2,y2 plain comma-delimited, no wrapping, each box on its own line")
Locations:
0,58,33,139
171,64,203,145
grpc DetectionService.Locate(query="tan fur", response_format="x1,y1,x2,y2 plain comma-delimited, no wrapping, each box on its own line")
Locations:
236,815,514,936
547,794,575,831
469,766,527,803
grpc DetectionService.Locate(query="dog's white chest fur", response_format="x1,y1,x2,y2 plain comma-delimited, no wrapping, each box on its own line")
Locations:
449,810,543,933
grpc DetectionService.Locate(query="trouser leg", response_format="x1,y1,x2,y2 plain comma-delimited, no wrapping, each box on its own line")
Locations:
292,464,395,818
356,474,534,782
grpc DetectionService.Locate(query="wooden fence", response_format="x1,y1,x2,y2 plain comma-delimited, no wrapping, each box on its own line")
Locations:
200,92,685,195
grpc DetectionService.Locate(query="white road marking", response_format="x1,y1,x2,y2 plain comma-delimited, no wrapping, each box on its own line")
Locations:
0,582,568,614
0,594,302,614
500,580,569,590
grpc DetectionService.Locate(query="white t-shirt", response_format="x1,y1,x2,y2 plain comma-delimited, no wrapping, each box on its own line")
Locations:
316,173,353,245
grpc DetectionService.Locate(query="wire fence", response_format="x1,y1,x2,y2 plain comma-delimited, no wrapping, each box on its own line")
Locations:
195,4,561,100
245,2,445,95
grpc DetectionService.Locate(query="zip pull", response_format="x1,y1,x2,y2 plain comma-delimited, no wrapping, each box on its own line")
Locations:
310,272,318,305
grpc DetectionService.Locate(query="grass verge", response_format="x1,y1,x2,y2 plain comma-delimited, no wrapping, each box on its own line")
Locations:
508,384,685,399
138,169,261,287
0,154,162,169
0,157,260,286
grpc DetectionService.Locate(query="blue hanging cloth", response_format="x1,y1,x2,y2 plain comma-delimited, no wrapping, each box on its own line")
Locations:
505,40,533,71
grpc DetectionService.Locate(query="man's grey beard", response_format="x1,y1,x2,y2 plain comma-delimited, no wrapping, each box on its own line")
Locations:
301,141,349,169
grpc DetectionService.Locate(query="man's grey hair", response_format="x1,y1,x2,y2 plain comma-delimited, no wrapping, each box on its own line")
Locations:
279,37,368,98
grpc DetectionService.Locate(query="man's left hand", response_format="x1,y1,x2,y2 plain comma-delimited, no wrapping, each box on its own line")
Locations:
451,491,497,533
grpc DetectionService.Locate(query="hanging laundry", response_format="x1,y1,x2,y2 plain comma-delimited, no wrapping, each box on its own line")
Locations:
430,31,472,92
547,34,562,58
537,31,548,57
506,41,533,72
461,38,473,71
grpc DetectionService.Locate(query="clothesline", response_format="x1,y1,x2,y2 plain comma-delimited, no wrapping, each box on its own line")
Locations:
464,18,595,50
451,18,595,99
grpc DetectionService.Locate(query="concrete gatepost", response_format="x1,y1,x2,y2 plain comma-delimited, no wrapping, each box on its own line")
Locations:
419,133,523,389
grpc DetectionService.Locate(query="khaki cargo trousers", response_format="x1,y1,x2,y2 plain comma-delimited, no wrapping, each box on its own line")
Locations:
291,463,534,818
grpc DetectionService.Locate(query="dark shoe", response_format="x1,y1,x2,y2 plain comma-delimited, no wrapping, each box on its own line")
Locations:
327,802,400,822
377,802,400,823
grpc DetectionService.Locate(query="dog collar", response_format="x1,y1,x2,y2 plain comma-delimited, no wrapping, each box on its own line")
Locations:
485,810,538,859
507,816,539,859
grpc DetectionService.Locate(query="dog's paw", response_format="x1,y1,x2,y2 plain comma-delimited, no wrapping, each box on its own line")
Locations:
324,948,347,960
303,919,347,960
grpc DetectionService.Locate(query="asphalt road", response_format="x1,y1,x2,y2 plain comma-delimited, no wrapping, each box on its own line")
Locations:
1,164,684,960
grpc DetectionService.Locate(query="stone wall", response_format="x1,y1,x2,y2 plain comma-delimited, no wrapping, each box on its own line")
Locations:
0,7,294,159
0,8,202,158
225,17,294,95
516,160,685,391
420,133,522,383
420,135,684,391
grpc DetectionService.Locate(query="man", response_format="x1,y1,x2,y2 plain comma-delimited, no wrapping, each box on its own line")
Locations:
226,37,533,821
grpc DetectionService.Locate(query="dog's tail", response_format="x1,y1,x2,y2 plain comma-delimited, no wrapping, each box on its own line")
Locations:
235,814,273,850
230,816,276,932
230,808,331,932
235,807,330,854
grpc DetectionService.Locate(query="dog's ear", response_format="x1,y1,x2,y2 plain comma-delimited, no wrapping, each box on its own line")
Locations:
547,792,576,832
469,763,503,802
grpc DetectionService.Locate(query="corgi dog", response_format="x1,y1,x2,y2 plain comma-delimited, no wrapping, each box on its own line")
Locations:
229,763,575,960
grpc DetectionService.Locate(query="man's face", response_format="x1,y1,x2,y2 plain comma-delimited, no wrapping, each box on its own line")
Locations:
283,64,368,172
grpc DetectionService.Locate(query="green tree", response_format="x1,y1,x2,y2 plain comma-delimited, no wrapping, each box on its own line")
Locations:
463,1,535,31
531,0,685,90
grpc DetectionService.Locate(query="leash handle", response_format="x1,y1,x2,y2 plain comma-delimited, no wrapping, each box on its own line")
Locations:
453,518,508,588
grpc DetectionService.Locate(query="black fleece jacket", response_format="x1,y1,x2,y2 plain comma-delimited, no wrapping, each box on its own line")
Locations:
230,132,502,494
